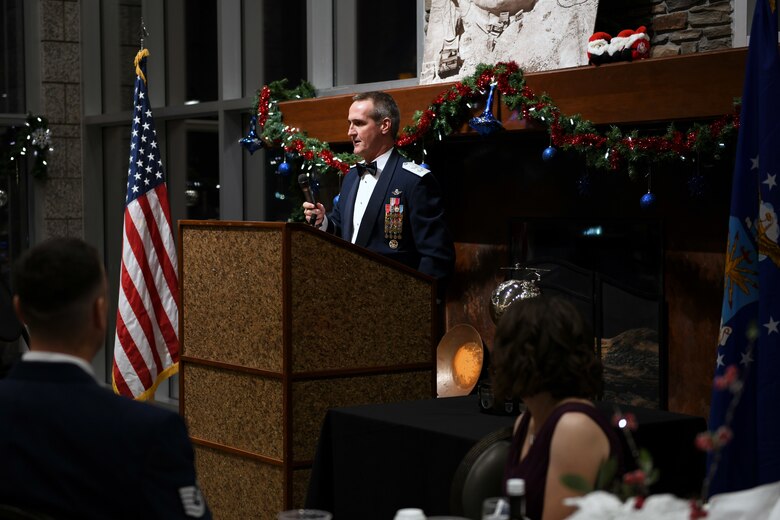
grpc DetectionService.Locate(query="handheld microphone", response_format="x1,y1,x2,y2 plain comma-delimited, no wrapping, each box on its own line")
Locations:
298,173,318,226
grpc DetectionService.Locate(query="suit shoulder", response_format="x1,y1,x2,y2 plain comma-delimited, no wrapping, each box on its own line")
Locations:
401,161,430,178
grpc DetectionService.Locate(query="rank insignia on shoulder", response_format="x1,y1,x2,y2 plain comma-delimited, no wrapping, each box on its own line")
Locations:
402,162,429,177
392,188,402,196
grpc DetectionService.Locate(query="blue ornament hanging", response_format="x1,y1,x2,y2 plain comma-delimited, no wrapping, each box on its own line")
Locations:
277,160,291,176
640,191,657,210
239,115,264,154
469,82,503,136
542,146,557,162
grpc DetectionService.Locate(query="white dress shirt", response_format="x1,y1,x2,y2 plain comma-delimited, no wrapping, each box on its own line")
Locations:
350,148,392,243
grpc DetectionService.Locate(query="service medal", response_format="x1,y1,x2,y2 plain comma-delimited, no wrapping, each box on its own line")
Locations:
384,195,403,246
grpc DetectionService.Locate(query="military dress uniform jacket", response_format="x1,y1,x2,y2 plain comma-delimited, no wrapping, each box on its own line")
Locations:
326,149,455,281
0,361,211,520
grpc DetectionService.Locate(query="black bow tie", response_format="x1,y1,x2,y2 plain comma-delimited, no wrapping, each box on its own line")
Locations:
356,161,378,176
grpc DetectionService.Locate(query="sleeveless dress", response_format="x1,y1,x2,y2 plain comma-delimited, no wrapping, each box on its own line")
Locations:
503,402,623,520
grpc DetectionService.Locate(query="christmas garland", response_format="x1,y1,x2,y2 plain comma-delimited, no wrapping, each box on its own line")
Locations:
251,79,360,176
248,61,738,179
1,114,53,179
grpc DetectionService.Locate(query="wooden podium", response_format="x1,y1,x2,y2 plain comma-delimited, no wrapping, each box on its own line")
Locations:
178,221,437,519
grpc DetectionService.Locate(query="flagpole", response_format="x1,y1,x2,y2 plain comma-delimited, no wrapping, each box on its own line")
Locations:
139,17,148,51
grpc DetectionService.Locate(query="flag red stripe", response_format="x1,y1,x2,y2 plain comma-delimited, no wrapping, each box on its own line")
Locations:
112,357,133,397
115,309,154,389
152,184,180,309
145,185,179,307
137,190,180,355
123,208,167,372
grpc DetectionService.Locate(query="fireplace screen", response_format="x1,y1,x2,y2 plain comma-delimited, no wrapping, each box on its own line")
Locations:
509,218,665,409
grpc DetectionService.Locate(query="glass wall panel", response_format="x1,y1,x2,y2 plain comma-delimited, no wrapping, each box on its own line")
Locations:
334,0,418,85
167,0,218,105
101,0,142,113
184,120,220,220
0,0,25,113
263,0,307,87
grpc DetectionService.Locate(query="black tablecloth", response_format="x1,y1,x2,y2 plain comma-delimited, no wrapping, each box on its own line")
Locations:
305,396,706,520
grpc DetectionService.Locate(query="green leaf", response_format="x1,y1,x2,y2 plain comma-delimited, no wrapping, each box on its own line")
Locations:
638,449,654,473
595,457,618,490
561,474,593,494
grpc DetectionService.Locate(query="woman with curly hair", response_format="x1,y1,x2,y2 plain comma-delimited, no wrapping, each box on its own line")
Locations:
492,295,622,520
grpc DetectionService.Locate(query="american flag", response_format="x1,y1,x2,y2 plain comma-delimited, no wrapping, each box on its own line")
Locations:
112,49,180,400
708,0,780,495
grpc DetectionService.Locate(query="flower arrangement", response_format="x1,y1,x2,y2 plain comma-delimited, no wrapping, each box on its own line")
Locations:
562,326,761,519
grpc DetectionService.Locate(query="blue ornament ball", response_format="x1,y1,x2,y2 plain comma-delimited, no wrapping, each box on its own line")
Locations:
640,191,657,210
542,146,557,162
333,193,340,206
277,161,291,176
420,162,430,170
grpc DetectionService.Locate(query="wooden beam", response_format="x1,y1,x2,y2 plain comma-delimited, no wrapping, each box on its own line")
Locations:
278,48,746,144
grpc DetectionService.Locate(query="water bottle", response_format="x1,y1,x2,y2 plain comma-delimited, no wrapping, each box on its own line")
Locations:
394,508,426,520
506,478,526,520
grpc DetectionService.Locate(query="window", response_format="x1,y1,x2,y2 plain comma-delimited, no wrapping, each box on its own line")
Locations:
334,0,419,85
0,0,25,113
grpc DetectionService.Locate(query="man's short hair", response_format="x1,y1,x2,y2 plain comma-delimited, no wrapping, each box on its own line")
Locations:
12,237,104,341
352,91,401,139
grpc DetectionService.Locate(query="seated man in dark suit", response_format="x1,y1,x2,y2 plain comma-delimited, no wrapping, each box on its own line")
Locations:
0,237,211,519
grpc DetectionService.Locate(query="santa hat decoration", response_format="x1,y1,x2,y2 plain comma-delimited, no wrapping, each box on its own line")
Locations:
608,29,635,62
587,32,612,65
626,26,650,61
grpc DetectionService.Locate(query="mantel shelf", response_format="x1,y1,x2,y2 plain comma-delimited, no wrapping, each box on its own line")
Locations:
278,48,746,145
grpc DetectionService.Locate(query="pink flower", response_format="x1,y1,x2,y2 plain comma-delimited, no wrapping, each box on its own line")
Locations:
715,426,733,447
714,365,740,391
623,469,646,486
695,432,715,452
689,499,708,518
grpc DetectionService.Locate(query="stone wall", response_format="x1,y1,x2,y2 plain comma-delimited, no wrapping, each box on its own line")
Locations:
39,0,83,239
649,1,733,57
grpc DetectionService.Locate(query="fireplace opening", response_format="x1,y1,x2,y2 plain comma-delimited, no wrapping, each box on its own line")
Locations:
509,217,666,409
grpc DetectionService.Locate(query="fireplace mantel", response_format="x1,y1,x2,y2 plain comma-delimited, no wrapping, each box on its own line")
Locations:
278,48,746,144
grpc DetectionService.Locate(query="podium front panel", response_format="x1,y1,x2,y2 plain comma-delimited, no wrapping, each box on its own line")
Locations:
194,444,284,520
181,225,284,372
184,363,284,460
289,230,434,373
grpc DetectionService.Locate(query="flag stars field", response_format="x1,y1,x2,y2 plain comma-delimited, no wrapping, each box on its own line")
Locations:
764,316,779,334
